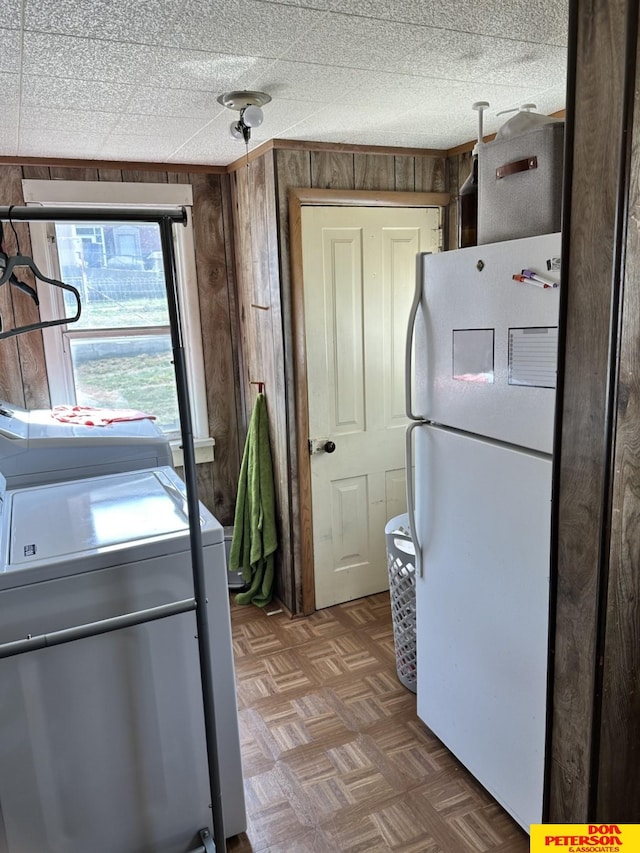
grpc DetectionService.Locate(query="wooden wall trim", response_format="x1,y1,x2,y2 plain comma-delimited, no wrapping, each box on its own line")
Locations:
0,155,227,175
225,141,276,172
595,0,640,821
290,187,449,208
289,191,314,615
273,149,312,615
272,139,447,158
226,140,449,174
289,185,449,616
548,0,630,823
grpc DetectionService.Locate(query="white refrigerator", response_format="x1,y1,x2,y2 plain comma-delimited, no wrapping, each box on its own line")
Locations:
405,233,561,831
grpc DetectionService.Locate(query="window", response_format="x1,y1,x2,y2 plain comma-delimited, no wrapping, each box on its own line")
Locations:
23,181,212,464
53,219,179,433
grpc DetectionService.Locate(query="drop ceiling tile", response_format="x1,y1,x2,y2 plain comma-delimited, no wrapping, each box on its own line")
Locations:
24,0,182,45
0,28,21,72
171,137,246,166
282,99,409,138
168,114,252,165
19,130,103,159
375,82,563,136
323,127,456,150
278,13,428,71
0,105,18,127
454,0,568,45
393,111,481,146
0,137,19,156
164,0,327,58
0,73,19,104
111,113,209,139
98,134,187,162
329,69,532,116
0,1,20,28
142,45,273,92
21,106,120,135
323,0,568,46
397,28,567,89
21,75,135,112
250,60,365,104
22,32,156,83
486,42,568,89
260,0,329,7
126,87,222,119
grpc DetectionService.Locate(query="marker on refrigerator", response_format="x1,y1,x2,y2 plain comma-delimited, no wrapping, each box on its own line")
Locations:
521,269,558,287
512,274,551,288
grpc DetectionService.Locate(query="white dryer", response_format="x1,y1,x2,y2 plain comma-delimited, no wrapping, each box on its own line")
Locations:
0,400,172,489
0,466,245,852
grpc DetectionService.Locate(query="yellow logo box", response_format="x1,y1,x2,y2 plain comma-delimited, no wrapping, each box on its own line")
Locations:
530,825,640,852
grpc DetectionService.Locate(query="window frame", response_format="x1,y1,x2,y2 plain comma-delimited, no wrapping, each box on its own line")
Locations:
22,179,213,464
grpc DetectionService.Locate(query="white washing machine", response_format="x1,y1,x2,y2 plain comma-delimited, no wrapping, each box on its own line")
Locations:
0,466,245,852
0,400,172,489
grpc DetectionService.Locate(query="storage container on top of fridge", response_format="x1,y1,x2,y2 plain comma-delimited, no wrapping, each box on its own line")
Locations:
477,107,564,245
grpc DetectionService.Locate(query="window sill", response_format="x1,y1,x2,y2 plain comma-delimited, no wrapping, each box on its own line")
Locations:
171,437,215,468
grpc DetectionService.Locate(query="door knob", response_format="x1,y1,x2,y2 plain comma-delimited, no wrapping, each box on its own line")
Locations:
309,438,337,454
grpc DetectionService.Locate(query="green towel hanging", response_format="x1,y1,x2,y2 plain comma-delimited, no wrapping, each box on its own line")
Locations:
229,392,277,607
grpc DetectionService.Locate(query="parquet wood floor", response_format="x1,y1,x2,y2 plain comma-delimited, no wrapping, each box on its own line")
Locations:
226,592,528,853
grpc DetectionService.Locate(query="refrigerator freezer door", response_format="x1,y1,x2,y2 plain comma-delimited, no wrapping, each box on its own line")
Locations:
415,424,550,830
418,232,561,454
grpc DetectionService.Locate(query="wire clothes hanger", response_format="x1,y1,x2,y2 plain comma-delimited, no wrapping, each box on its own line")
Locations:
0,220,39,304
0,206,81,340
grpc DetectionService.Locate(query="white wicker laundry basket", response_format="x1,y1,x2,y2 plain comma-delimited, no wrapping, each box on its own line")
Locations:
385,513,417,693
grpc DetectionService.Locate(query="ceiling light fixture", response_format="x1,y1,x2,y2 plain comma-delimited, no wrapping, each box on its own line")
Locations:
217,90,272,143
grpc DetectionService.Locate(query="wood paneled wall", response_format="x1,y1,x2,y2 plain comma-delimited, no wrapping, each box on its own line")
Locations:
229,154,291,609
0,164,242,524
230,146,447,614
549,0,640,823
0,166,49,407
445,151,473,250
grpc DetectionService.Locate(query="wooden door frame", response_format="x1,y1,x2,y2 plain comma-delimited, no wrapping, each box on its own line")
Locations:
289,187,450,615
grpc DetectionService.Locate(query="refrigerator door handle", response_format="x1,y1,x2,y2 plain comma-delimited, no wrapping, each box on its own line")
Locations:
405,420,423,578
405,253,424,421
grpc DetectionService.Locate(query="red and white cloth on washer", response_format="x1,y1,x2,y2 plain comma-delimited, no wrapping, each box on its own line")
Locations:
51,405,156,427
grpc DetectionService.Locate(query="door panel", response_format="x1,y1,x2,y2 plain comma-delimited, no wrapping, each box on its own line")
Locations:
382,228,424,428
327,229,366,434
331,475,369,569
385,467,407,523
302,205,441,608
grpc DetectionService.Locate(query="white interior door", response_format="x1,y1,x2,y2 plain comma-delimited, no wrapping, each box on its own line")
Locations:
302,205,441,609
